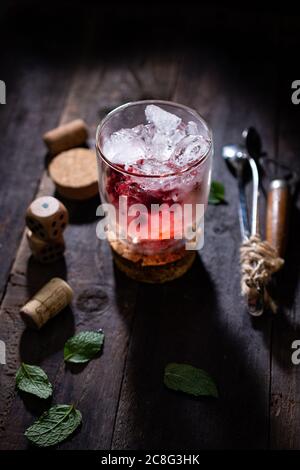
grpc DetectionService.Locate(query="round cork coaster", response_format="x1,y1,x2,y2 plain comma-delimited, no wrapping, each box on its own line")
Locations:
109,238,196,283
49,148,98,200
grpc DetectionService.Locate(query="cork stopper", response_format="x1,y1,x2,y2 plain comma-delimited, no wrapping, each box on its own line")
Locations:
49,148,98,200
43,119,89,156
20,278,73,329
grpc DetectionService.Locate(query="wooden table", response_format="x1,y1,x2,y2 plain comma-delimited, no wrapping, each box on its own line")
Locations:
1,3,300,450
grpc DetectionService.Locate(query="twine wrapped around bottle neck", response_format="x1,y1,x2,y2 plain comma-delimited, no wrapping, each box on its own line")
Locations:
240,234,284,314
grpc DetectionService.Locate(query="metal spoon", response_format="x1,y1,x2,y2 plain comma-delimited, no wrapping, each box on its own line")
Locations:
222,145,248,239
222,143,262,316
242,127,263,162
222,144,259,237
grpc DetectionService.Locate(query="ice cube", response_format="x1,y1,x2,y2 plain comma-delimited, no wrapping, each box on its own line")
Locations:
130,158,172,176
171,134,210,169
103,128,146,165
132,123,155,146
186,121,198,136
149,126,186,161
103,107,209,176
145,104,181,135
170,127,186,146
151,131,173,160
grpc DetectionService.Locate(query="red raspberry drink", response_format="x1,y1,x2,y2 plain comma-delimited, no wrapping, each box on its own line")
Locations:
96,101,213,282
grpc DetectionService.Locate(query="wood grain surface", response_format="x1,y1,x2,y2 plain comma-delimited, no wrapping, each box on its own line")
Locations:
0,4,300,450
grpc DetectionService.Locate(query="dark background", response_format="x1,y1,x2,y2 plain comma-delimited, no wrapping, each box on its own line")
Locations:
1,0,300,451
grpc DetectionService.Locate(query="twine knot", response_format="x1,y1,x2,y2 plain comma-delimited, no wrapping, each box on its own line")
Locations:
240,234,284,313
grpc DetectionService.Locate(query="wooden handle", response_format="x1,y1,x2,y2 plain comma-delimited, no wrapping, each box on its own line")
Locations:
266,179,290,258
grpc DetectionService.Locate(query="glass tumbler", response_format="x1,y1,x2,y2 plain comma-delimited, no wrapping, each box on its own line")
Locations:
96,100,213,283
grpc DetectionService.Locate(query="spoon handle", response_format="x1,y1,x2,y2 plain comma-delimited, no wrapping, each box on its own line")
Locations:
237,169,250,239
248,157,260,236
266,179,290,258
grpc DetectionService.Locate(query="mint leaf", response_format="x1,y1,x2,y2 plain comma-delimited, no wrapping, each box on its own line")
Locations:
16,363,53,399
164,363,218,398
209,180,225,204
25,404,82,447
64,330,104,363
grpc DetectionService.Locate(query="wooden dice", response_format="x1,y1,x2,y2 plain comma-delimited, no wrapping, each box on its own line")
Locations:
26,196,68,242
26,230,65,263
25,196,68,263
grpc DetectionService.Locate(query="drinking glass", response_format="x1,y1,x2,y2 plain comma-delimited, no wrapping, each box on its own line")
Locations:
96,100,213,282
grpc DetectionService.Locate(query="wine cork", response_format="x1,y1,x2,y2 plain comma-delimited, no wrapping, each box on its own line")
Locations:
49,148,98,200
20,278,73,329
26,230,65,263
43,119,89,156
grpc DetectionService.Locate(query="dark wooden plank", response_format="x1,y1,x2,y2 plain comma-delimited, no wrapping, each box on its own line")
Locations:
0,180,138,450
269,14,300,449
112,27,281,449
0,4,95,300
0,50,180,449
3,5,300,450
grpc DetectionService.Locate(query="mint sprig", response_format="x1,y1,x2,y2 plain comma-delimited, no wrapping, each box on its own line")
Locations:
164,363,218,398
25,404,82,447
209,180,225,204
64,330,104,363
16,363,53,399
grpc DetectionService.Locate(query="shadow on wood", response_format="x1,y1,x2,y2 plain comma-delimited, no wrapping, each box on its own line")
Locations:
26,256,67,296
112,253,270,449
54,192,100,225
17,391,53,418
278,205,300,310
19,306,75,363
